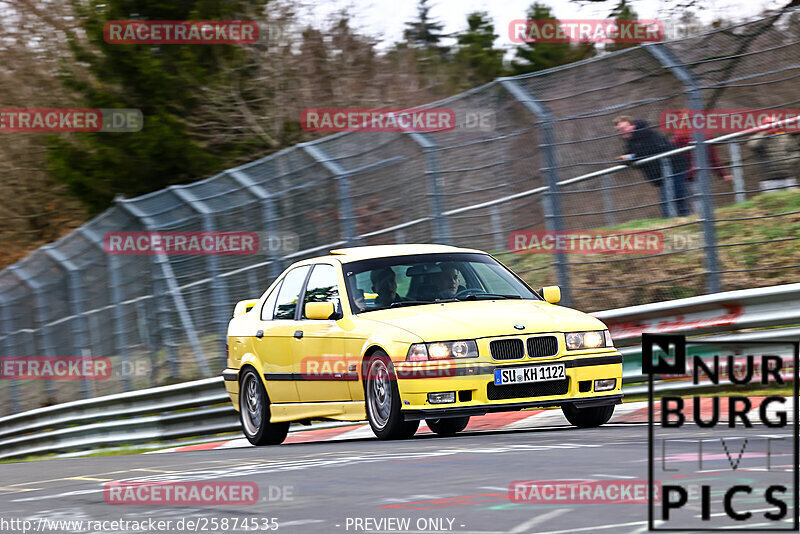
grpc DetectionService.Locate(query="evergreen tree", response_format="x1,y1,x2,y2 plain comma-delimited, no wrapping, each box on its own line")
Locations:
46,0,264,213
607,0,640,52
453,12,504,86
403,0,449,53
511,2,595,75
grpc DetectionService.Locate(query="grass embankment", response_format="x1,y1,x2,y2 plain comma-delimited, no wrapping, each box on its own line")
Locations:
504,189,800,311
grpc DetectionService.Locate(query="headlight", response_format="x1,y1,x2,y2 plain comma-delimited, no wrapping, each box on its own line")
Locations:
406,340,479,361
565,330,609,350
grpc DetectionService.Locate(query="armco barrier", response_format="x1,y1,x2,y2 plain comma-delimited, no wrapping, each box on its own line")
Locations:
1,284,798,460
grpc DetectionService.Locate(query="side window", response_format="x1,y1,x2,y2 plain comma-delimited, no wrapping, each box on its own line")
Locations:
273,266,311,320
302,264,340,319
260,280,283,321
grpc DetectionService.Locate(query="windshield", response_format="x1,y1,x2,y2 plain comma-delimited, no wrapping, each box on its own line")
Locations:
343,253,539,314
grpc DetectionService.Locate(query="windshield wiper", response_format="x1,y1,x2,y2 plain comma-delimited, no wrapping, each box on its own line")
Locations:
388,299,458,308
458,293,522,300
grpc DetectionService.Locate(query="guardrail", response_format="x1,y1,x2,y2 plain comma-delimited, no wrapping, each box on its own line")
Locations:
1,283,797,461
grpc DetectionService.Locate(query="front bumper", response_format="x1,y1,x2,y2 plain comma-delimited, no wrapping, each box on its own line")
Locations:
395,352,623,420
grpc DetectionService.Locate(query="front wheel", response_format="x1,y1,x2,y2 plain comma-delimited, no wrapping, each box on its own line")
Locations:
426,416,470,436
239,368,290,445
364,352,419,440
562,403,614,428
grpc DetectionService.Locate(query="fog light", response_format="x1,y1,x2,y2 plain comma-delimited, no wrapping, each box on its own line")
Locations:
594,378,616,391
427,392,456,404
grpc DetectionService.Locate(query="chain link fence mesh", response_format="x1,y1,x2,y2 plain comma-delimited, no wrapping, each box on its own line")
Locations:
1,12,798,415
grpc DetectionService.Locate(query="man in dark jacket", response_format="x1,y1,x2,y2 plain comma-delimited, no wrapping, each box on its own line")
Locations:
614,116,691,217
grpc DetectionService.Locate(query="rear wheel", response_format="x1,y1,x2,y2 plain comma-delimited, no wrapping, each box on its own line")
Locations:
562,403,614,428
426,416,470,436
365,352,419,440
239,368,290,445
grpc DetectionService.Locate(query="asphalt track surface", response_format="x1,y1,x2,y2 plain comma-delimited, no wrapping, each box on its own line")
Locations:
0,407,796,534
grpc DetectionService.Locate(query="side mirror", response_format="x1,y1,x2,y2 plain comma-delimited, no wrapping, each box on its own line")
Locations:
305,301,336,320
539,286,561,304
233,299,259,317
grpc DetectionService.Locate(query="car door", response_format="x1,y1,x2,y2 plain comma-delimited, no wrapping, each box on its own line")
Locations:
293,263,351,402
254,265,311,403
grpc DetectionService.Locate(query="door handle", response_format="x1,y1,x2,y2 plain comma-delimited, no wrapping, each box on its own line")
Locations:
255,330,263,339
293,330,304,339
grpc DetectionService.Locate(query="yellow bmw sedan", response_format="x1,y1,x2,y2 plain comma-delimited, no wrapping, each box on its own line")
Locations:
222,244,622,445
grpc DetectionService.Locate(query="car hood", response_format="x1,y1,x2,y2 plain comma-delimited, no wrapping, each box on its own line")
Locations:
359,299,606,341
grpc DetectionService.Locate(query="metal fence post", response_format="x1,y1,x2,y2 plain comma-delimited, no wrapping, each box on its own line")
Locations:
78,226,132,391
407,132,451,244
489,205,505,252
0,295,20,413
601,174,616,227
301,143,359,247
116,201,210,377
7,265,57,402
228,170,282,280
646,43,721,294
499,78,571,305
728,141,747,203
171,186,232,361
659,158,678,218
43,246,92,399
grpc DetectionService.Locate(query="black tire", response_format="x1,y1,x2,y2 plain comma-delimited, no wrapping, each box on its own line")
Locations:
239,368,290,445
364,352,420,440
562,403,615,428
426,416,470,436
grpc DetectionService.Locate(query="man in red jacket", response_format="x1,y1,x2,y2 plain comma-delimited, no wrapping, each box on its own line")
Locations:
669,132,733,182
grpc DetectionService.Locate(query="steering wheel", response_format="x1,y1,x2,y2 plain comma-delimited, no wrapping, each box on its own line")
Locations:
454,287,485,299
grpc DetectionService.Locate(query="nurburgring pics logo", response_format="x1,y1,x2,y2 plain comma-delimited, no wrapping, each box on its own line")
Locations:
1,356,111,380
509,19,663,43
509,230,664,254
661,109,800,134
104,21,258,44
0,109,142,133
300,108,456,133
644,334,799,531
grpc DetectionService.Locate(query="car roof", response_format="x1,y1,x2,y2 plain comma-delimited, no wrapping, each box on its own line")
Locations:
302,244,485,264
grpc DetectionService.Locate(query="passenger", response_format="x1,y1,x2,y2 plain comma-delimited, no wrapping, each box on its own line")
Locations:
370,267,403,307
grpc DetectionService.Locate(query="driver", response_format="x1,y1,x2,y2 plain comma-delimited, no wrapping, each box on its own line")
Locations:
435,263,460,299
370,267,404,307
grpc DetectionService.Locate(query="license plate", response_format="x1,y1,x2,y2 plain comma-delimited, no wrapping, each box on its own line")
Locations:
494,364,565,385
